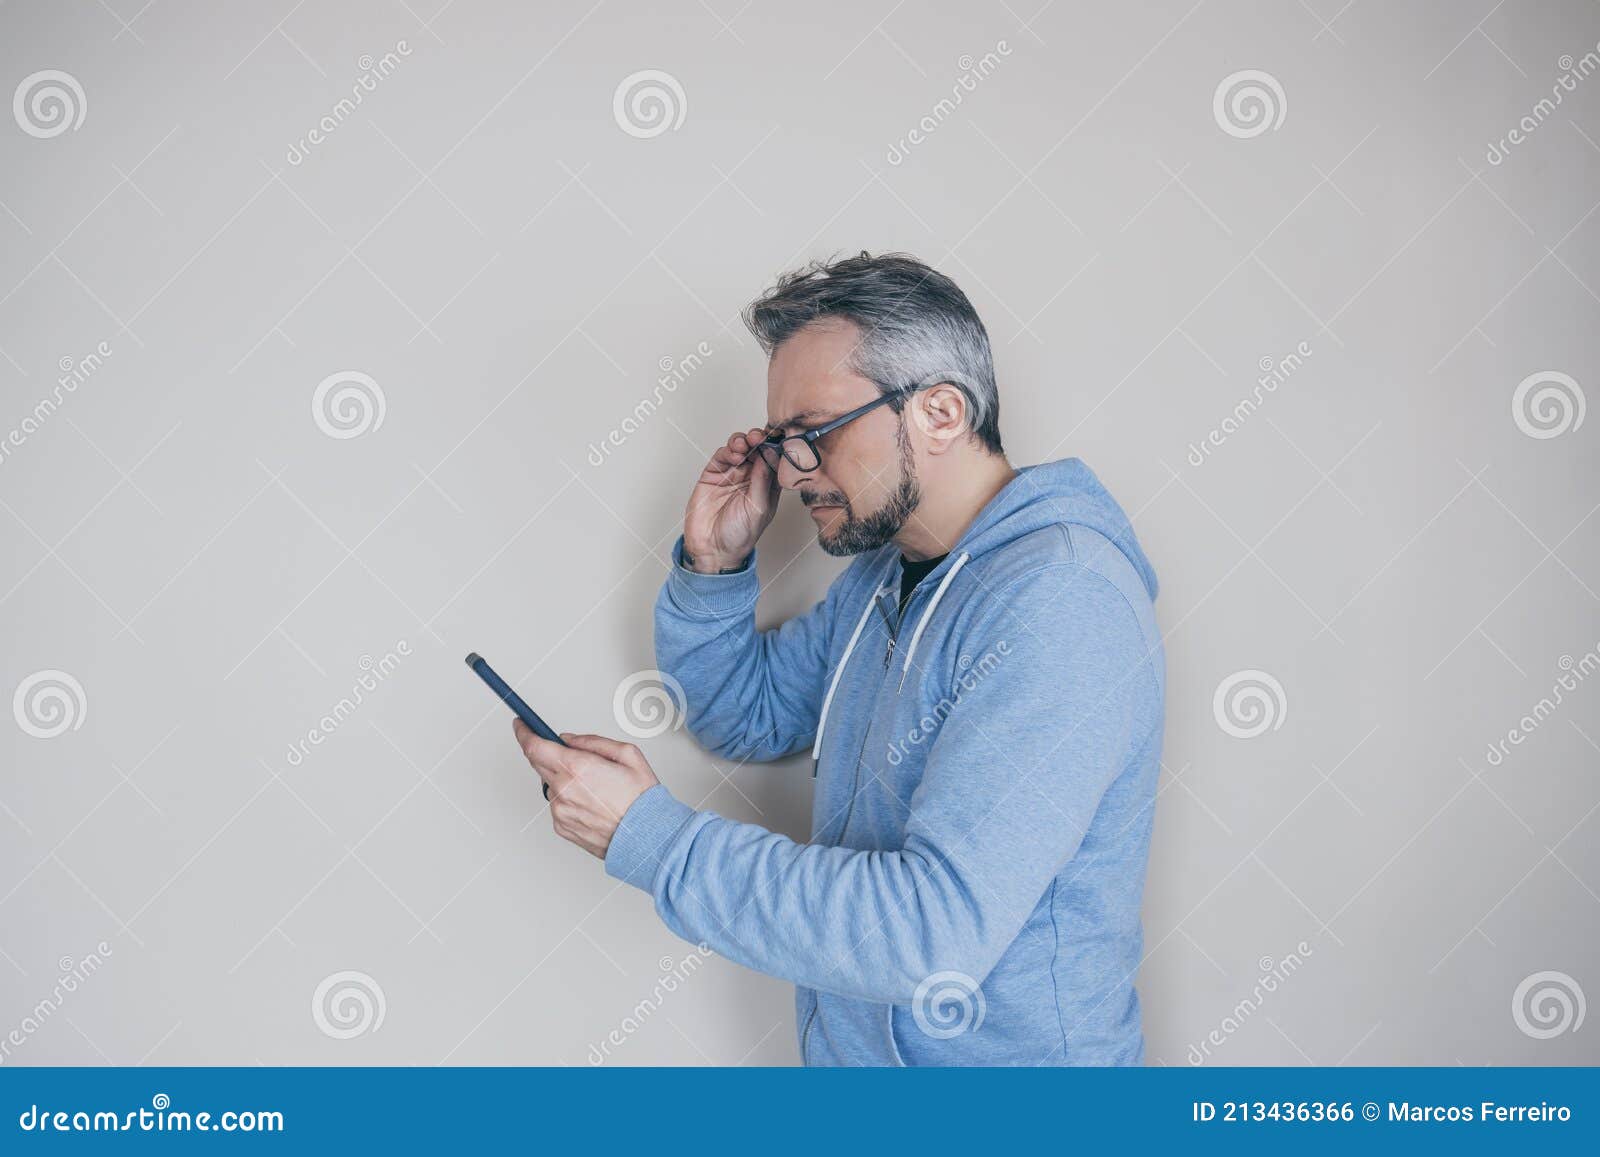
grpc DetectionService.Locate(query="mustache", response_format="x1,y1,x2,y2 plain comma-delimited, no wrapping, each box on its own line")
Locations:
800,491,849,508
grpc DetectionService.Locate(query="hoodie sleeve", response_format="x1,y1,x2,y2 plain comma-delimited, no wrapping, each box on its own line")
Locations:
612,561,1159,1004
653,535,860,762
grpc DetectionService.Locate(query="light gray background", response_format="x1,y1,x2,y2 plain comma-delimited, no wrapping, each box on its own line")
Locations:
1,0,1596,1067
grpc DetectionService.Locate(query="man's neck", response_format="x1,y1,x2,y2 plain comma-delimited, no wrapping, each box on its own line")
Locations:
895,453,1017,561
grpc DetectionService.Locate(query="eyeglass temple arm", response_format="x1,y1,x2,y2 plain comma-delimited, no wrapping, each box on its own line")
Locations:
736,385,920,463
806,386,912,439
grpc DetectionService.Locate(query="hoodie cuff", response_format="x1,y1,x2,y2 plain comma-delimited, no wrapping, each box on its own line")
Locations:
665,536,759,620
605,783,698,893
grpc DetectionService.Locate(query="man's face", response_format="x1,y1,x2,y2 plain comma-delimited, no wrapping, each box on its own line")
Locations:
764,318,920,556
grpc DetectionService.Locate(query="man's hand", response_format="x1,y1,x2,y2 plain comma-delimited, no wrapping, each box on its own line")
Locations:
515,720,660,859
681,428,780,573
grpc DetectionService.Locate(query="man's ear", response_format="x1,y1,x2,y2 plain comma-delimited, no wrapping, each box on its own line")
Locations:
911,382,970,455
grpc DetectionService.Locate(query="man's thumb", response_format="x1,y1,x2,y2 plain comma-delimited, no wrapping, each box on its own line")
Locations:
561,732,640,765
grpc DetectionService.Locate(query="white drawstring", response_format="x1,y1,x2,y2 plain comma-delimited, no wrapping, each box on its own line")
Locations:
811,557,900,760
811,550,971,756
898,551,969,692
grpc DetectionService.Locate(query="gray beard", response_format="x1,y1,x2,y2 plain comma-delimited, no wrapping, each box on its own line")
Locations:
816,426,921,557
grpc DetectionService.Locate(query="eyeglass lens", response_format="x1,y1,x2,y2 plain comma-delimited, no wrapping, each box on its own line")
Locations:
757,437,820,472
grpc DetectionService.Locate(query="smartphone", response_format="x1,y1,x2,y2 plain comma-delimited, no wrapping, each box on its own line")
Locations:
465,652,565,800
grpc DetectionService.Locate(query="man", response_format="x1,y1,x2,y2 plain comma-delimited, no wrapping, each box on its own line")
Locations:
517,253,1165,1066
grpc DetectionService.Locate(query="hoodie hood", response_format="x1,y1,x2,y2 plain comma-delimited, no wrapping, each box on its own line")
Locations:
935,456,1159,601
809,456,1159,755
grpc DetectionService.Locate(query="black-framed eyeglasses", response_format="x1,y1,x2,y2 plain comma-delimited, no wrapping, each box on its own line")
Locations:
744,384,928,475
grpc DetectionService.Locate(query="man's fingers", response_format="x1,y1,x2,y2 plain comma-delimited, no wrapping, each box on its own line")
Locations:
561,731,646,769
724,430,760,461
513,719,573,781
705,444,748,480
709,428,770,474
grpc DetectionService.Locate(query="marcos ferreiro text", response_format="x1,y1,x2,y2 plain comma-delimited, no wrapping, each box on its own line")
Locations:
1193,1099,1574,1125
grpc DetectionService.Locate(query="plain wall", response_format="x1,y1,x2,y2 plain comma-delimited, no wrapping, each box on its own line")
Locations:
1,0,1597,1065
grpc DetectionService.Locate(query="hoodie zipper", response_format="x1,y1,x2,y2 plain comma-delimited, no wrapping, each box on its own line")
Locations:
834,588,919,847
871,592,900,669
800,1000,818,1063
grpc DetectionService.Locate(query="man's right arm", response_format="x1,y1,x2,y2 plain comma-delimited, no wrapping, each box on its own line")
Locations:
654,534,848,762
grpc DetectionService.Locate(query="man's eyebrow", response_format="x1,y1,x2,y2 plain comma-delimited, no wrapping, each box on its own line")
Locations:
767,408,828,431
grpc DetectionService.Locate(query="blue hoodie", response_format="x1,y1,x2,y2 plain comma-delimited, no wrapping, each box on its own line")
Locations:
605,457,1165,1065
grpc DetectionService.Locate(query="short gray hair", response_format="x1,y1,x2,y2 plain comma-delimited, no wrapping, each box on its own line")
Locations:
741,252,1003,453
